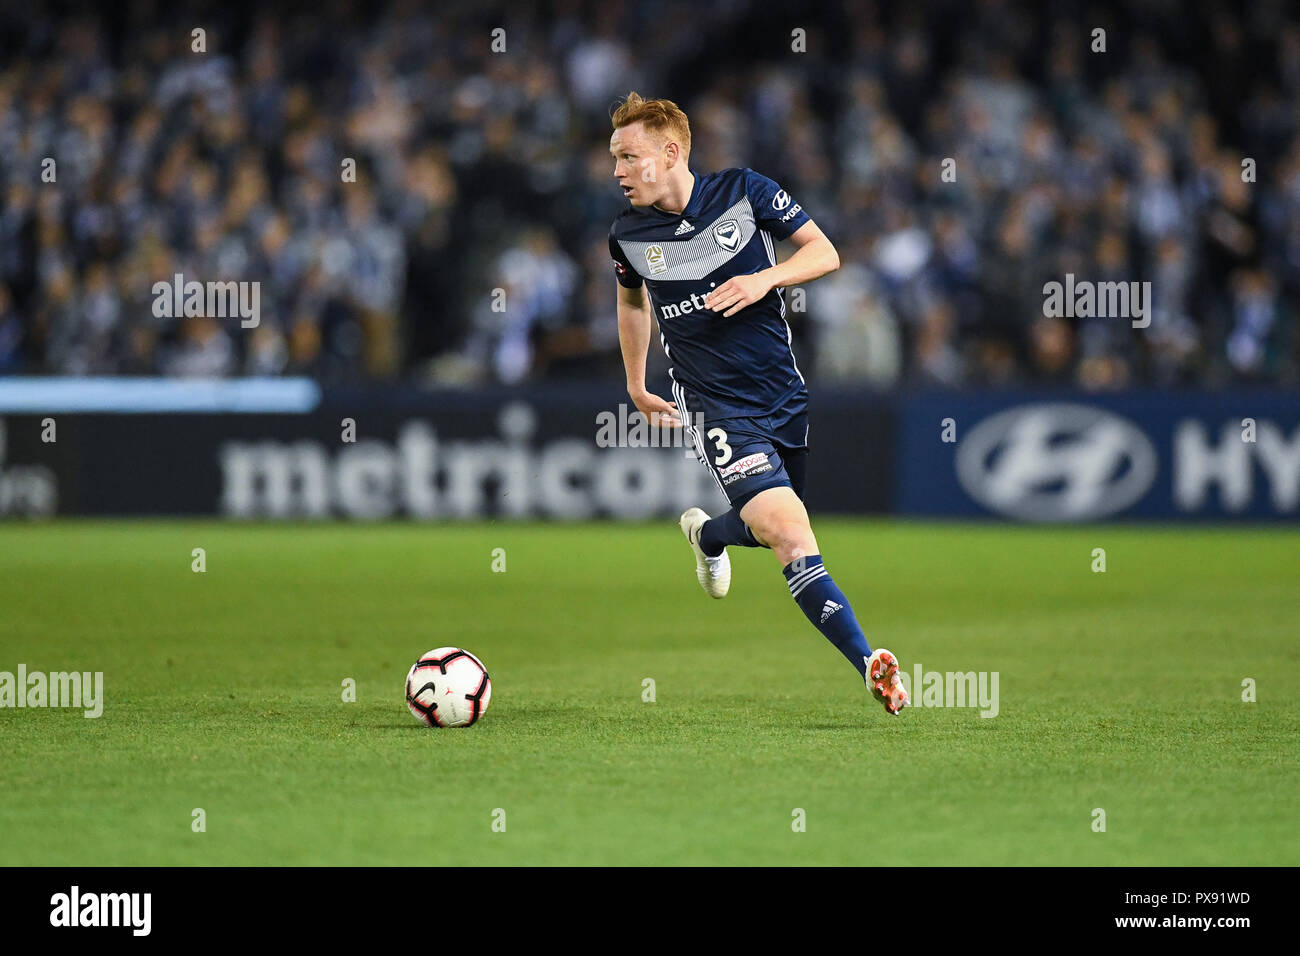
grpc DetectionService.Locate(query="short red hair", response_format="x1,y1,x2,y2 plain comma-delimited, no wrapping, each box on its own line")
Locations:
612,92,691,155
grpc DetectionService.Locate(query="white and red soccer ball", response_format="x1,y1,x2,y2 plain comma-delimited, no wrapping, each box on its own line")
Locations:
405,647,492,728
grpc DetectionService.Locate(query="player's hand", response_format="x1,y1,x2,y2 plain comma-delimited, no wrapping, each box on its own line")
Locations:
629,388,682,428
704,272,773,317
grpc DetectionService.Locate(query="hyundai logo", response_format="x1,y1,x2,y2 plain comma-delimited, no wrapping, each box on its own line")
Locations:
955,404,1157,521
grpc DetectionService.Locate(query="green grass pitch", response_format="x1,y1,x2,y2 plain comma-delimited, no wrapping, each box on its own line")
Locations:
1,519,1296,866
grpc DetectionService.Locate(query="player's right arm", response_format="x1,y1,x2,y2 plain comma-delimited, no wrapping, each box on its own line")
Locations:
611,231,680,427
616,282,680,427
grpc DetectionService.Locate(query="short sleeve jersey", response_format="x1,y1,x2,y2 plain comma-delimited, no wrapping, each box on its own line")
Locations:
609,168,812,421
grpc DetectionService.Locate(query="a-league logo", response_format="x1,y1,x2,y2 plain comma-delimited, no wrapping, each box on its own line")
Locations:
645,244,667,275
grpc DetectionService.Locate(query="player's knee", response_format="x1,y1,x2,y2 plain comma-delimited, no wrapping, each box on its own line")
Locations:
741,488,817,562
759,518,817,566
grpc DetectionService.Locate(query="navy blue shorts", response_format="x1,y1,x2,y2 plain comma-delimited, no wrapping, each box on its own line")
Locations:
679,390,810,509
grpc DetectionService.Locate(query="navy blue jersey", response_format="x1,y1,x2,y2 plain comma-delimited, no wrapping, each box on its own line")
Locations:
609,168,812,421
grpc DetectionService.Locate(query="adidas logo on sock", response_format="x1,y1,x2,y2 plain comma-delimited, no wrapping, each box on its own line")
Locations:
820,600,843,624
674,220,695,235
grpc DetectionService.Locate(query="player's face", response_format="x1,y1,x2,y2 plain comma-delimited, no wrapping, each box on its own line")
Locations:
610,123,664,208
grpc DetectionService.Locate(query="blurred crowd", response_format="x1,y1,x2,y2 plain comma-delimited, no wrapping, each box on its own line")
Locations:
1,0,1298,388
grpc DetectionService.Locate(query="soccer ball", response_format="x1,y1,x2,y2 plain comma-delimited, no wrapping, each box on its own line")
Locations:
405,647,492,728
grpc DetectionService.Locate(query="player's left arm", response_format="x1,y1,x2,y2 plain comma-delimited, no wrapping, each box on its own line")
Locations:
704,221,840,318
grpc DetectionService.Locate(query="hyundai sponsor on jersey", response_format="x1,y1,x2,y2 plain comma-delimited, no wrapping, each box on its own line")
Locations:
900,393,1300,520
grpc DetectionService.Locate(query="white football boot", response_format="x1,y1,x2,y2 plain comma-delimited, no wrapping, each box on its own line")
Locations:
679,507,731,599
866,648,909,715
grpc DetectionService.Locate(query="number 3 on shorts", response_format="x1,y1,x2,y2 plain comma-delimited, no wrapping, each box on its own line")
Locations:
707,427,732,466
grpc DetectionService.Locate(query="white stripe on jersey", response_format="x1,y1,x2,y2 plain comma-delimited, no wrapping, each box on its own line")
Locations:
758,227,805,384
674,381,728,497
784,315,805,384
662,333,688,411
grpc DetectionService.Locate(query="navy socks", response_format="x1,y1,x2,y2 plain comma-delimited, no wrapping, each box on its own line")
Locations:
698,521,872,682
782,555,873,679
699,508,762,557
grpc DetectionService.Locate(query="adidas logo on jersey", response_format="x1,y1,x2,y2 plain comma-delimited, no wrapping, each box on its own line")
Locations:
820,600,843,624
674,220,695,235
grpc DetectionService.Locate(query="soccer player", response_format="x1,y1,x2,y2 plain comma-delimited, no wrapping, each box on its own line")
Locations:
607,93,909,715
